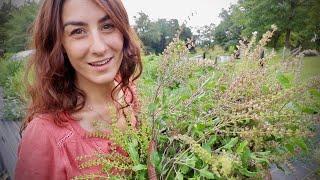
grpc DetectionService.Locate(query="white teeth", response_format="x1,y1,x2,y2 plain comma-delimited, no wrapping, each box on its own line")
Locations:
89,58,112,66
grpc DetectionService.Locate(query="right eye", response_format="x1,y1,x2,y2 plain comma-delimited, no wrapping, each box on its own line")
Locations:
70,28,85,35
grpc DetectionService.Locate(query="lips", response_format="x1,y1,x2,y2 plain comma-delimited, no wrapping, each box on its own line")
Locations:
88,57,113,67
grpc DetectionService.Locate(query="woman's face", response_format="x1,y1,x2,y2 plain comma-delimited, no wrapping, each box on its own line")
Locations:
61,0,124,88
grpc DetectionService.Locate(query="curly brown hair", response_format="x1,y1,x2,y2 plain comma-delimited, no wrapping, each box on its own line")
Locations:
21,0,142,134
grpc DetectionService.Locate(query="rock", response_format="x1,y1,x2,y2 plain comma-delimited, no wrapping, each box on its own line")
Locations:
10,50,34,61
291,46,302,56
216,55,232,63
1,0,40,8
301,49,320,57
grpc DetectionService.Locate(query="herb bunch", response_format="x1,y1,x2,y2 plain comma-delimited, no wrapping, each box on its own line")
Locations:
78,25,319,179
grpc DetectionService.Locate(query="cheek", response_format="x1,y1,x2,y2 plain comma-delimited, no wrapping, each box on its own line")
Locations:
64,41,89,60
115,38,124,52
107,32,124,53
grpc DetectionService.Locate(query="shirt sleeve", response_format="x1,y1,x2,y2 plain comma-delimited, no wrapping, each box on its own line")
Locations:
15,118,66,180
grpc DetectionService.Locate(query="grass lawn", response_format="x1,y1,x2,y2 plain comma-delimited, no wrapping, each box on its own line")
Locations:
302,56,320,80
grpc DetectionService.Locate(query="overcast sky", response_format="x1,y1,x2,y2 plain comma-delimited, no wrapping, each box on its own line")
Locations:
122,0,238,28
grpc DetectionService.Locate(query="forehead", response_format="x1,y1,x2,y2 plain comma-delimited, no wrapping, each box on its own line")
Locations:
62,0,108,23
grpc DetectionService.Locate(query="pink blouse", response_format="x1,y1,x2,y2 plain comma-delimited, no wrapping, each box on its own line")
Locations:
15,84,140,180
15,115,130,180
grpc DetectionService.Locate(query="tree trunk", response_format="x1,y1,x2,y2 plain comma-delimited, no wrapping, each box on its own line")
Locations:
272,31,281,49
285,29,291,49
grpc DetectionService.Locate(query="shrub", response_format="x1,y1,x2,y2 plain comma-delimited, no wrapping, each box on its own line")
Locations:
2,2,38,52
0,53,21,86
75,25,319,179
3,62,27,100
0,1,14,49
0,54,27,120
3,96,25,121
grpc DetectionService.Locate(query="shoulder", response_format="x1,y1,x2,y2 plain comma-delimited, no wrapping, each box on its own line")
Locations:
16,114,69,180
20,115,55,148
23,114,57,137
21,114,72,148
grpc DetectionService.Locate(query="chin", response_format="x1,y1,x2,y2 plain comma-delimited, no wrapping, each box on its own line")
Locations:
91,74,118,86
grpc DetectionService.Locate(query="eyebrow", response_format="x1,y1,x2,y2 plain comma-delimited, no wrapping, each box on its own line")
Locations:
63,15,110,29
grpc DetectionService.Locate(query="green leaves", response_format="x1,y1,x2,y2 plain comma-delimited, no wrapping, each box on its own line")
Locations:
285,137,308,154
236,140,248,154
236,140,251,168
132,164,147,171
192,123,206,137
148,102,157,114
238,167,258,177
150,150,162,172
235,140,269,177
2,3,39,52
276,73,292,89
199,166,216,179
175,171,184,180
203,135,218,152
309,88,320,100
221,137,239,151
127,138,140,165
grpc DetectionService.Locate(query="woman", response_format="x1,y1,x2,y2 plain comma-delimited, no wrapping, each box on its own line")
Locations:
15,0,143,179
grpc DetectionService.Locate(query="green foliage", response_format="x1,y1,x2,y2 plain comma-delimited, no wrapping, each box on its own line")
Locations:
73,108,152,179
215,0,319,49
0,1,14,49
3,96,25,121
3,62,27,100
76,30,319,177
0,54,27,120
0,53,15,86
134,12,192,54
2,2,38,52
133,27,318,179
213,7,242,49
1,6,318,176
183,0,319,50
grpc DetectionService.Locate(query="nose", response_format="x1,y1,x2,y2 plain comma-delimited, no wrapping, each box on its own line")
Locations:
90,31,108,56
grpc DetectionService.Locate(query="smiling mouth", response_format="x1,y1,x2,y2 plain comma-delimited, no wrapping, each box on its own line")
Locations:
88,57,113,66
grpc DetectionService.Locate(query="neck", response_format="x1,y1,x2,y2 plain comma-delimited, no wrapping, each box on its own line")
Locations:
76,79,120,108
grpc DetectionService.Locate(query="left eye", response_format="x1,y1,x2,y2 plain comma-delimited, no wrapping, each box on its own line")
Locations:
102,24,114,31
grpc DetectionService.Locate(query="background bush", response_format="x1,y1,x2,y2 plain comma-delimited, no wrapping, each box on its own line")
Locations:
0,2,38,52
0,54,27,120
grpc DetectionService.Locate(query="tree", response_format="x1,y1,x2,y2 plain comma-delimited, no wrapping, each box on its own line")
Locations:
0,1,14,50
2,2,38,52
231,0,319,49
213,6,242,50
180,24,193,42
134,12,161,53
194,23,215,47
134,12,193,54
